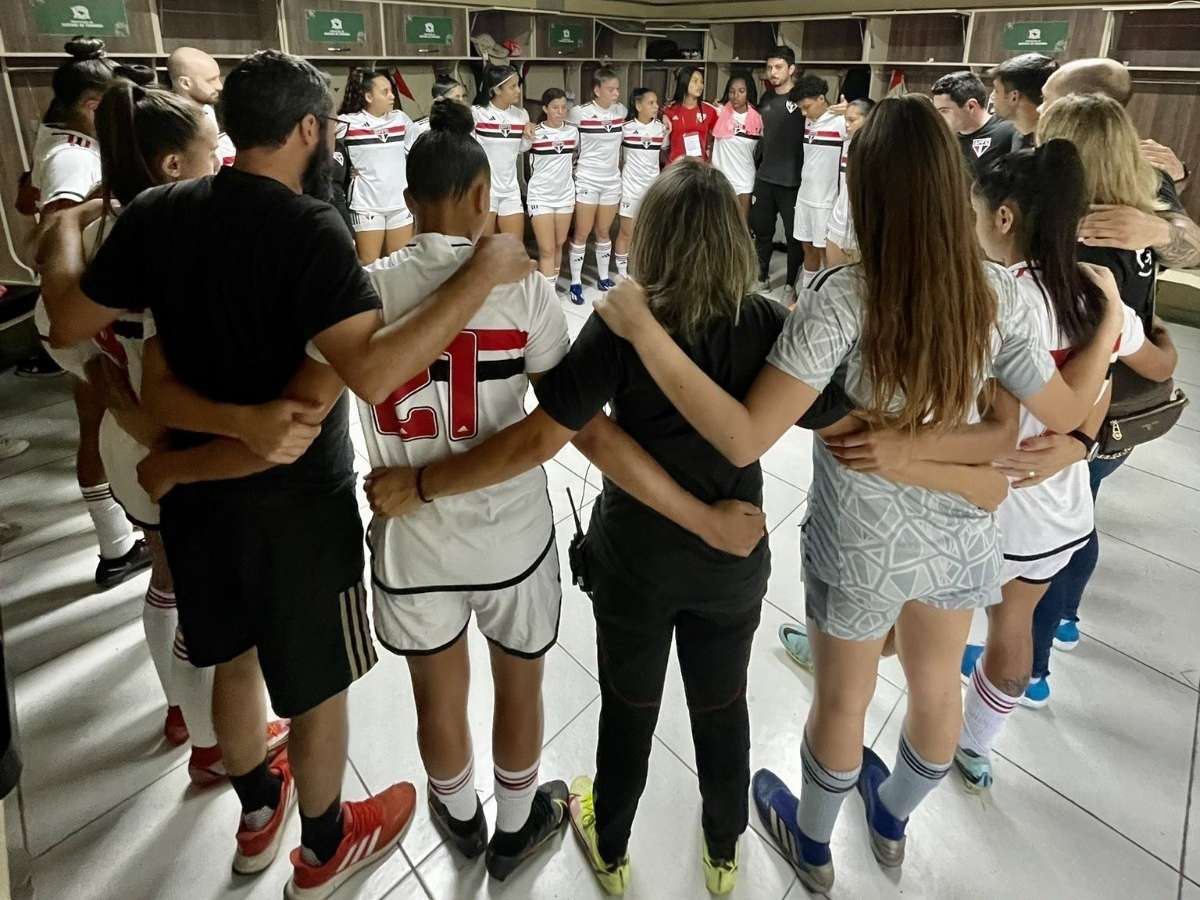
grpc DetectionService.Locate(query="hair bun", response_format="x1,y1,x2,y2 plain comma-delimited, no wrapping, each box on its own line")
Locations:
114,63,155,86
429,98,473,137
64,37,106,60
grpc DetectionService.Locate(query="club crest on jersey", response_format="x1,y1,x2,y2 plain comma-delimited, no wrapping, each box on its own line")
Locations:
641,134,653,148
786,101,799,114
972,137,992,157
374,126,390,141
1137,248,1155,277
553,140,565,153
604,119,614,132
500,122,511,137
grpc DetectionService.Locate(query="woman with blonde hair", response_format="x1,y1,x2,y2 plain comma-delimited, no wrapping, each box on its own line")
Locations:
1015,92,1180,706
595,95,1126,892
357,157,853,894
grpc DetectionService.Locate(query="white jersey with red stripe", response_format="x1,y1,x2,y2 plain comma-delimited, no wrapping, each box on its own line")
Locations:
711,108,759,195
31,124,102,208
339,109,416,212
525,122,578,207
827,137,855,249
997,262,1145,564
798,109,847,208
356,233,570,591
472,103,530,198
620,118,666,200
568,101,628,187
200,104,236,167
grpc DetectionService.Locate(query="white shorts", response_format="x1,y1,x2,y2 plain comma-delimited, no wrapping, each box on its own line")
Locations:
1002,534,1091,585
528,200,574,218
793,201,833,246
350,207,413,233
619,189,646,219
576,179,622,207
34,299,96,379
373,534,562,658
826,200,856,251
491,192,525,218
98,412,157,528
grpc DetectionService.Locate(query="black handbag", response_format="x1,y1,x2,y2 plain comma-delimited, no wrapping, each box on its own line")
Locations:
1097,361,1188,458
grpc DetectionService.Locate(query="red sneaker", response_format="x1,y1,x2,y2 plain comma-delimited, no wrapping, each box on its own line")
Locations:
284,783,416,900
189,719,292,787
164,705,189,746
233,752,296,875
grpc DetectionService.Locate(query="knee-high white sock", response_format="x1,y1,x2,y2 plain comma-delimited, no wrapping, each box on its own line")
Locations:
568,242,586,286
494,759,540,833
143,587,180,706
81,482,135,560
959,659,1017,757
796,734,859,843
595,241,613,284
430,760,478,822
614,253,629,278
877,731,951,821
801,268,820,289
171,627,217,748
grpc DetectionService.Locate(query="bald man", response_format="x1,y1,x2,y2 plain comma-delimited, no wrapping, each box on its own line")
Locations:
1042,57,1199,269
168,47,236,166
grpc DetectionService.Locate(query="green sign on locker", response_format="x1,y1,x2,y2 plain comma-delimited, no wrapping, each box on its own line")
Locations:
406,15,453,46
306,10,366,44
1002,21,1069,54
548,21,585,51
31,0,130,37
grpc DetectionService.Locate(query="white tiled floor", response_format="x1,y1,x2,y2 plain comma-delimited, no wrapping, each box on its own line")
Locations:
2,284,1199,900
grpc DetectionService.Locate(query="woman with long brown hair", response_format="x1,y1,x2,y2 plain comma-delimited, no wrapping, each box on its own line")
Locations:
595,94,1125,892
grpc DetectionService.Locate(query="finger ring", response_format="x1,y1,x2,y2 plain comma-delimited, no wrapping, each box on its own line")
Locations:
1027,470,1036,478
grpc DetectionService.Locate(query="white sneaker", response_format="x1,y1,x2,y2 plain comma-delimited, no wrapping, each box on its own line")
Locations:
0,437,29,461
752,279,771,294
781,285,797,308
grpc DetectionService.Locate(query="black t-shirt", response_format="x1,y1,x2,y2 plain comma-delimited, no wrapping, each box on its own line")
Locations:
1011,130,1035,153
330,138,355,233
81,167,381,499
534,295,850,594
957,115,1017,178
757,89,806,188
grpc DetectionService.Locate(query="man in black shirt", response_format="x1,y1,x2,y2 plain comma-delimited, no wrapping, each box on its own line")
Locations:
48,50,535,893
931,71,1016,178
990,53,1056,152
751,46,807,303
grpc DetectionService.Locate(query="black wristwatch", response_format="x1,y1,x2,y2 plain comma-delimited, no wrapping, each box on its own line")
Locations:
1067,430,1099,462
1176,162,1191,185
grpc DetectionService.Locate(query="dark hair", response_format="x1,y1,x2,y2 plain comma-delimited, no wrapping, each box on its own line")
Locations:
95,81,203,207
220,50,331,151
629,87,657,116
475,65,519,106
766,46,796,67
671,66,704,106
339,67,394,115
974,141,1104,346
113,64,156,87
990,53,1058,105
796,74,828,101
592,66,619,98
45,37,117,123
849,97,876,116
407,97,488,203
720,71,758,107
931,70,988,108
432,75,463,100
538,87,567,122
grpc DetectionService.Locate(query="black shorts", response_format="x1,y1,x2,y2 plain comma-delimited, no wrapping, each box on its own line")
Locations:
160,484,375,718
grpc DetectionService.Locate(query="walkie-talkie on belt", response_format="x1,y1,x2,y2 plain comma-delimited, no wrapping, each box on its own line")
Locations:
565,487,591,593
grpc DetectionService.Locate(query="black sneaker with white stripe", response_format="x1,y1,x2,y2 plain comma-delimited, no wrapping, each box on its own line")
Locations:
485,780,569,881
428,790,487,859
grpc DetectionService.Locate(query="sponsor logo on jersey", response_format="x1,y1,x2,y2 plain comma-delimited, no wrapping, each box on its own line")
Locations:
972,137,992,157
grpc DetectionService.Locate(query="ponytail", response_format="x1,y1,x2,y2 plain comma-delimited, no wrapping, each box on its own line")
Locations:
95,81,203,206
45,37,117,123
974,140,1105,345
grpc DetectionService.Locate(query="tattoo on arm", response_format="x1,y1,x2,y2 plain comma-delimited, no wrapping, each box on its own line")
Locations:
1157,212,1200,268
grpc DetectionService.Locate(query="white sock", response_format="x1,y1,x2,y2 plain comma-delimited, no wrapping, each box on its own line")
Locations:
540,271,558,289
430,760,478,822
959,658,1017,757
568,242,586,286
494,760,539,833
171,627,217,748
143,587,180,706
595,241,612,284
614,253,629,278
81,482,135,560
802,268,820,289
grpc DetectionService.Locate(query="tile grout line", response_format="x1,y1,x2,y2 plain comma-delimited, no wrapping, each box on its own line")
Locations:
1097,528,1200,579
0,448,76,484
1177,687,1200,898
1121,461,1200,495
1074,627,1199,694
0,394,74,424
